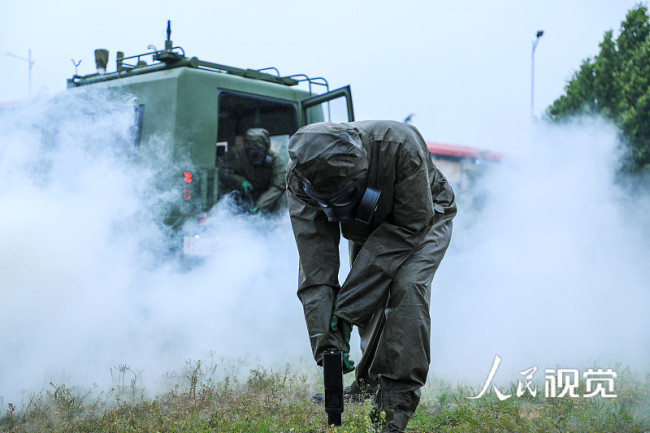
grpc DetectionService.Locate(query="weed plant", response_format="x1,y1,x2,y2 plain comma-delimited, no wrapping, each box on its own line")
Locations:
1,361,648,432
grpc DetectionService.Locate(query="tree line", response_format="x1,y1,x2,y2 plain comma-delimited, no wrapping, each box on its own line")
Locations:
547,3,650,175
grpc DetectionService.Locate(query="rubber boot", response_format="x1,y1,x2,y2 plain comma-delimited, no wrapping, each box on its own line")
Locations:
344,379,377,403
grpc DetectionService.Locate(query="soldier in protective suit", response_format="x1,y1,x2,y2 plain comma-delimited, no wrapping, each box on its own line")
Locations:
218,128,286,213
286,120,456,432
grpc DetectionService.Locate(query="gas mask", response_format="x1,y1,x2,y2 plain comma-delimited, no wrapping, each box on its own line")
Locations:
246,147,271,167
304,181,381,224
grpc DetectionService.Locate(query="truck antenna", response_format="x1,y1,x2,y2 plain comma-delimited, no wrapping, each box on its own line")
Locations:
71,58,82,76
165,20,173,51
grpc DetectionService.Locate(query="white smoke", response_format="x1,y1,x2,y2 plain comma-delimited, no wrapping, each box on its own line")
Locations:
430,118,650,384
0,92,648,409
0,91,312,407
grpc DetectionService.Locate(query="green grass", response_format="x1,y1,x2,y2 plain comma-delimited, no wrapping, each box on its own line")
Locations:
1,362,649,432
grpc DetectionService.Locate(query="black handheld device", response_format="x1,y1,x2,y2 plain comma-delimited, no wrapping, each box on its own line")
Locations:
323,348,344,426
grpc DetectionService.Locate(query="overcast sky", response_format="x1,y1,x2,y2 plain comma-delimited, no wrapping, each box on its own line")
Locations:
1,0,645,150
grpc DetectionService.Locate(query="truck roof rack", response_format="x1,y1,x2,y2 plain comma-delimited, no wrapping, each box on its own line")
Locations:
67,21,309,88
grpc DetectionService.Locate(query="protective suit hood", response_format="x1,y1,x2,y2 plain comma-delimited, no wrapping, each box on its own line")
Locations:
244,128,270,151
288,122,369,193
244,128,272,166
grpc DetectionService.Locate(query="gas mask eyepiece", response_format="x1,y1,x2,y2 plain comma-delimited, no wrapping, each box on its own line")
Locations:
246,147,270,166
304,181,381,224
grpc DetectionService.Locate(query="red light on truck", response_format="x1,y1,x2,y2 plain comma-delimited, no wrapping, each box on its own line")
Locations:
183,171,193,183
183,188,192,200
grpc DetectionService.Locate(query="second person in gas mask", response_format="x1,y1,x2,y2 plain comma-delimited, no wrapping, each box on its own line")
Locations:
218,127,286,213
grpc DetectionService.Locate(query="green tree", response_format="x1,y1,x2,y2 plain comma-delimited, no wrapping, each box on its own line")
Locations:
547,3,650,174
593,30,620,117
547,59,596,117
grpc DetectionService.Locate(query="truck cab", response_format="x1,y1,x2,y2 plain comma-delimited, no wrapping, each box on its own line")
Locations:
65,22,354,230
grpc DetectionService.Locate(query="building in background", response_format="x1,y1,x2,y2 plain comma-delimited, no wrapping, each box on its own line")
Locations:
427,142,502,193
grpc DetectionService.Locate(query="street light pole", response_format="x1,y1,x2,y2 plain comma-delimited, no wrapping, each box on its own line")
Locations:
531,30,544,118
6,49,35,98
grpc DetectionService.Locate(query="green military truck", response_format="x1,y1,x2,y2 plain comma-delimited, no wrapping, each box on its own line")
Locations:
65,22,354,252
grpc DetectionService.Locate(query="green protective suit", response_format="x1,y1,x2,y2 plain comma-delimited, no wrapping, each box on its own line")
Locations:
218,128,286,213
286,120,456,431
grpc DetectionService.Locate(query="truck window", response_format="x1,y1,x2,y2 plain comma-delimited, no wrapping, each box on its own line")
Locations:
305,94,350,124
217,91,298,148
301,86,354,125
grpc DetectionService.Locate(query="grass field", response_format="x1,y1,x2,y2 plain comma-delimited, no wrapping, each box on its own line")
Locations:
1,361,649,432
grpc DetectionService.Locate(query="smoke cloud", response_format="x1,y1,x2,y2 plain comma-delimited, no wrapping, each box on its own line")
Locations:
0,92,311,407
0,93,648,409
430,118,650,384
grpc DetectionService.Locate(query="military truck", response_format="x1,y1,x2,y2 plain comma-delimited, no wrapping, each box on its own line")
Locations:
65,22,354,249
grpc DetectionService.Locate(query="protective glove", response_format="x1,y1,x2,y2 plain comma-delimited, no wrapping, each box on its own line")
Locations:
241,180,254,197
341,353,355,374
331,315,355,373
330,315,351,344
